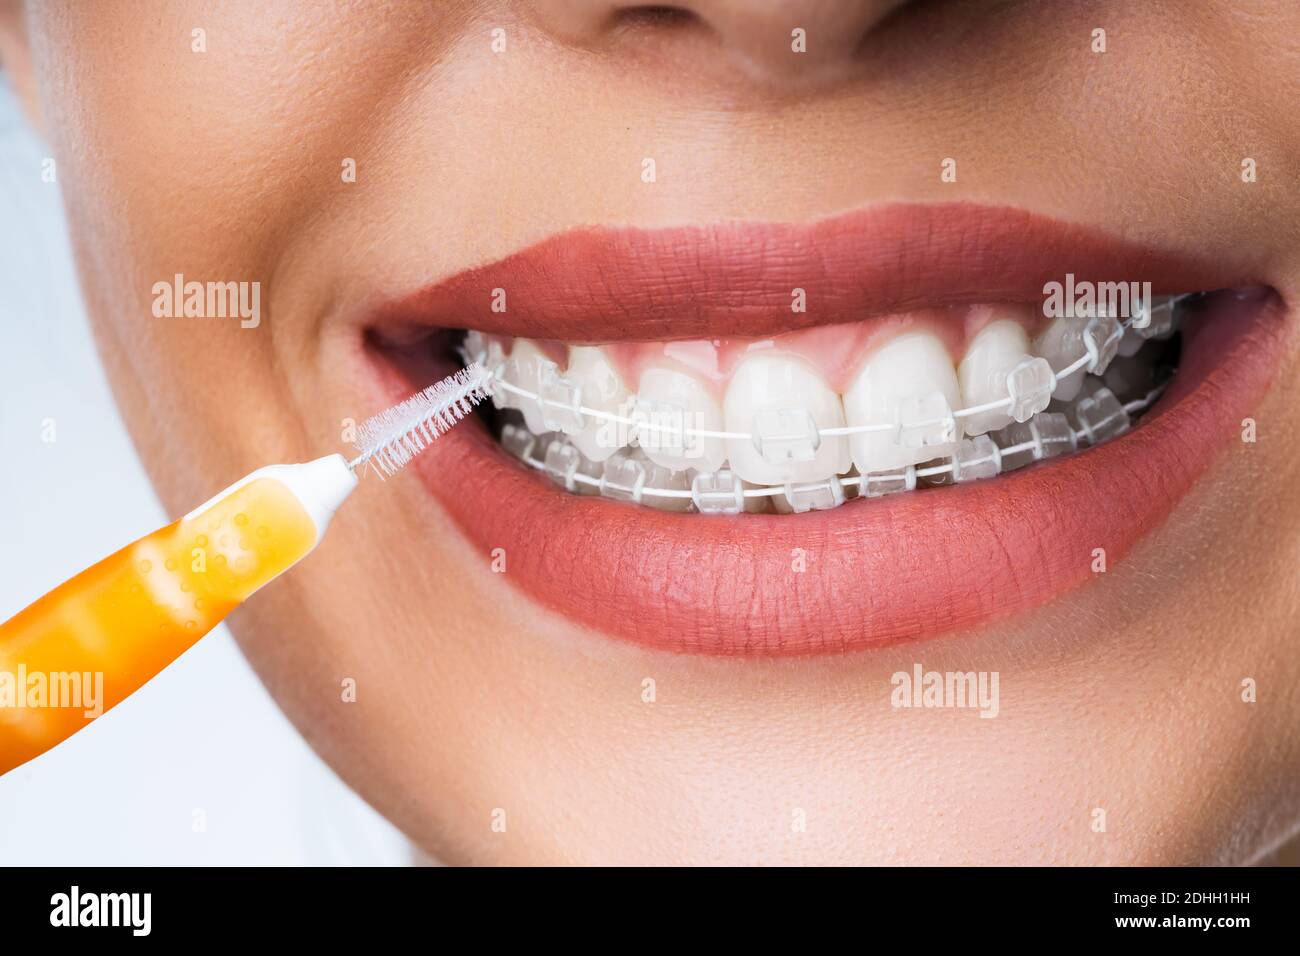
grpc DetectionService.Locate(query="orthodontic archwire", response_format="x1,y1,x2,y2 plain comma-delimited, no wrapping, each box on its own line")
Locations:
464,297,1189,503
500,382,1168,502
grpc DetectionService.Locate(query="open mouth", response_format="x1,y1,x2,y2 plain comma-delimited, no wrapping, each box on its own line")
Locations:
462,298,1184,513
360,203,1288,655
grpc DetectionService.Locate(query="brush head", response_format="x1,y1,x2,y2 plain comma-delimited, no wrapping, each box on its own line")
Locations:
351,363,492,477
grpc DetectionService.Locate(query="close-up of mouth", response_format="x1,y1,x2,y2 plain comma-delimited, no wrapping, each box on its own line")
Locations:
361,203,1289,655
11,0,1300,885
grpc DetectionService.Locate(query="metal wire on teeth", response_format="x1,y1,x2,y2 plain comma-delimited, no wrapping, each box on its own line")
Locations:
500,383,1165,508
462,295,1186,512
467,295,1191,446
350,362,492,477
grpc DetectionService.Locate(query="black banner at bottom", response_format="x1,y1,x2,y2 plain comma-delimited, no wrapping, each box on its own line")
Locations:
0,866,1285,941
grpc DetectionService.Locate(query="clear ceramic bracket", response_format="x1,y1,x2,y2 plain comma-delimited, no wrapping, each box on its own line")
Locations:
504,383,1162,506
478,306,1177,506
1083,312,1124,375
752,407,821,464
538,365,585,432
486,308,1160,447
691,469,746,514
599,451,647,503
952,434,1002,482
859,466,917,498
631,397,690,456
784,477,845,513
894,392,957,449
1006,357,1056,422
1074,386,1131,444
542,438,582,491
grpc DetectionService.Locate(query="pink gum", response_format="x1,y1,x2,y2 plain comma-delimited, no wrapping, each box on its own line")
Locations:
492,302,1042,401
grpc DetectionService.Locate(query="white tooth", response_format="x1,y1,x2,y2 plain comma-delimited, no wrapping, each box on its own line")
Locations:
564,347,631,462
461,329,488,366
504,339,553,434
634,450,695,513
843,331,962,475
1032,315,1088,401
723,354,849,485
636,366,727,473
958,319,1031,436
487,340,511,410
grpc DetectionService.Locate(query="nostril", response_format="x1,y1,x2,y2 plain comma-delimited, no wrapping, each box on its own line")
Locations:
607,4,702,32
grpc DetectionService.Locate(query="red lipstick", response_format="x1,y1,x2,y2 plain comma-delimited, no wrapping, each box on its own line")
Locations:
370,202,1259,344
362,203,1286,655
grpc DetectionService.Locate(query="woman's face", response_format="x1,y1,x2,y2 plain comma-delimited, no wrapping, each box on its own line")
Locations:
6,0,1299,864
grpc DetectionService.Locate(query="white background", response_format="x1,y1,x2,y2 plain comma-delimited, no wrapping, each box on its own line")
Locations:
0,79,409,865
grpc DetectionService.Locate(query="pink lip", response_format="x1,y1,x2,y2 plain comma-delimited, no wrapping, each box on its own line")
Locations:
369,202,1262,343
363,203,1287,655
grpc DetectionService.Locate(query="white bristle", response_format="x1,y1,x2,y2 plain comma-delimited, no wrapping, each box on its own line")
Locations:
352,363,492,477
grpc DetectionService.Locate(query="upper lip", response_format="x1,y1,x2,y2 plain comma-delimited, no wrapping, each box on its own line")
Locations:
359,202,1287,656
367,201,1253,343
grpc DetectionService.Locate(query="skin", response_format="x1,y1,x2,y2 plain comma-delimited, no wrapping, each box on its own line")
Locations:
3,0,1299,864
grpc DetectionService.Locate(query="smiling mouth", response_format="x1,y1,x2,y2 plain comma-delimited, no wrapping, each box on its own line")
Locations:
361,203,1288,655
461,296,1187,514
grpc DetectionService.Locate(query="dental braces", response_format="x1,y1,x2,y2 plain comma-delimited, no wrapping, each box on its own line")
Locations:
499,382,1163,512
462,296,1184,513
470,297,1184,445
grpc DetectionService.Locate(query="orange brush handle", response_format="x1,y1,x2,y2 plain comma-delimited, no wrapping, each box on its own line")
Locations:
0,477,318,775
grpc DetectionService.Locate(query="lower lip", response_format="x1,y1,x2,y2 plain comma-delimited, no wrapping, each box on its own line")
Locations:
368,297,1285,656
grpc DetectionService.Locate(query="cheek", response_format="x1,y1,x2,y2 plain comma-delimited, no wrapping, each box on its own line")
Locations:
33,10,321,269
26,8,463,410
20,4,450,511
29,2,453,307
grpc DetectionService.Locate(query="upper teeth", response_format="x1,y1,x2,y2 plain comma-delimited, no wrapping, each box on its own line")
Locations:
565,346,629,462
844,330,963,476
472,297,1181,513
638,365,727,473
503,339,553,435
724,353,851,484
958,317,1038,436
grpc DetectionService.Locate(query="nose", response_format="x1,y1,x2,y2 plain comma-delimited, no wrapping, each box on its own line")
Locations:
528,0,915,89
